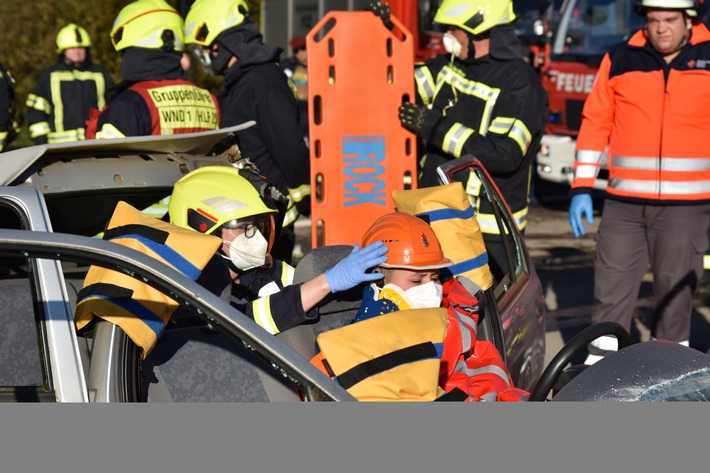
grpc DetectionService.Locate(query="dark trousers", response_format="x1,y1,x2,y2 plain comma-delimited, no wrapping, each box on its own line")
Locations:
592,200,710,344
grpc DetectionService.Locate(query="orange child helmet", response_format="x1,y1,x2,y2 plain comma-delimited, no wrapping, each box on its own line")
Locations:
361,212,452,270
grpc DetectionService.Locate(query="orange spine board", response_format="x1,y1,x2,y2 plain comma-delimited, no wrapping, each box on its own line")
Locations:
307,11,417,247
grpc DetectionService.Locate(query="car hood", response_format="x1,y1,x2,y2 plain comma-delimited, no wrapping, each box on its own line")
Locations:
1,123,256,236
0,123,255,186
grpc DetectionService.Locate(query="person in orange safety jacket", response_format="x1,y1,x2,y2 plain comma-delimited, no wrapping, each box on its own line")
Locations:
569,0,710,364
311,212,529,402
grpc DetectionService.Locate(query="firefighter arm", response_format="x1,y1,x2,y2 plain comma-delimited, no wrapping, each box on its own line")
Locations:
25,75,52,145
95,92,152,139
413,60,442,106
258,86,311,193
424,73,547,175
299,273,333,313
246,284,318,335
572,54,614,190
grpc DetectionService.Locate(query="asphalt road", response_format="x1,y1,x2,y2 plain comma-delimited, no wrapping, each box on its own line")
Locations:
293,181,710,369
528,182,710,366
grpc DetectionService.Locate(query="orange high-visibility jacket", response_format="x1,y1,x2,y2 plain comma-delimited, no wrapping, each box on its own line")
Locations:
572,23,710,203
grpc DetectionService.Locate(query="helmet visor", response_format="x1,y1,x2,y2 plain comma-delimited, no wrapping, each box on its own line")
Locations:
222,214,273,246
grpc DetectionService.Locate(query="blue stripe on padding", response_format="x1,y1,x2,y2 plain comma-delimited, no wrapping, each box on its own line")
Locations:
433,342,444,358
440,252,489,279
82,294,166,338
109,234,201,280
417,206,474,222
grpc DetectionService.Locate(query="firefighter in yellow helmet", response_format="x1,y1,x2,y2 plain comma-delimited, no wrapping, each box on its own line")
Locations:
168,166,388,335
184,0,312,266
89,0,220,139
25,23,114,144
369,0,549,282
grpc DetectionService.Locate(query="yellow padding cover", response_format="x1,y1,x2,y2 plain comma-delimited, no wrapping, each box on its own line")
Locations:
392,183,493,290
316,308,448,402
74,201,222,358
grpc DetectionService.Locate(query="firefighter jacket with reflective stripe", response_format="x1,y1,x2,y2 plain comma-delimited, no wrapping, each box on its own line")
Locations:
572,23,710,204
93,78,219,138
26,61,114,144
229,259,317,334
414,54,548,233
219,61,311,228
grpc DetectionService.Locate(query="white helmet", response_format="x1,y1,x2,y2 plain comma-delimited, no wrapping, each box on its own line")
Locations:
633,0,703,17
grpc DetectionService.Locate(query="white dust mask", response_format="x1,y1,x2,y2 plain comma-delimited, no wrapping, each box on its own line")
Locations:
403,281,443,309
223,229,269,271
443,33,462,57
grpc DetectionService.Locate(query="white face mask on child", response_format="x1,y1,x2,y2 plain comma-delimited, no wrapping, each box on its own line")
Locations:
222,229,269,271
404,281,443,309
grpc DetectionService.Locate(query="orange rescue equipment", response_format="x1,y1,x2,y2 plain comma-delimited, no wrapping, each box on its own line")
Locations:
307,11,417,247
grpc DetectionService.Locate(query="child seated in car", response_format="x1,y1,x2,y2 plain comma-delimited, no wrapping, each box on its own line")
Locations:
311,211,529,402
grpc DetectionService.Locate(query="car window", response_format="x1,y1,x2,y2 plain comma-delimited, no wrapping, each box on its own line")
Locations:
0,203,51,400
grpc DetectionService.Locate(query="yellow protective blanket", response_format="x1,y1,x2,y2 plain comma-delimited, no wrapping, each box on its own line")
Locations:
315,308,448,402
74,201,222,358
392,182,493,290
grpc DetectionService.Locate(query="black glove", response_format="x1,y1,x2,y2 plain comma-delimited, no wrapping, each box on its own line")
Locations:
398,102,444,139
295,196,311,218
366,2,394,31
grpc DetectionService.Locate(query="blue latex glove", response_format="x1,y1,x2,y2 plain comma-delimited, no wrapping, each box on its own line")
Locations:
325,241,388,293
569,193,594,238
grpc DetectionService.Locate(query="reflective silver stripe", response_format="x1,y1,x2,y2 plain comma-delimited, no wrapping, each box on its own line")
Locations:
287,184,311,203
443,123,475,157
280,261,295,286
574,164,600,179
441,66,501,101
479,392,498,402
439,66,499,133
95,123,126,139
613,155,710,172
488,117,514,134
26,93,51,113
477,207,528,234
452,310,476,350
455,361,512,388
252,296,279,335
508,119,532,155
610,178,710,195
488,117,531,154
576,149,605,164
465,172,482,198
48,129,86,143
414,66,435,104
282,203,299,227
29,121,50,138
